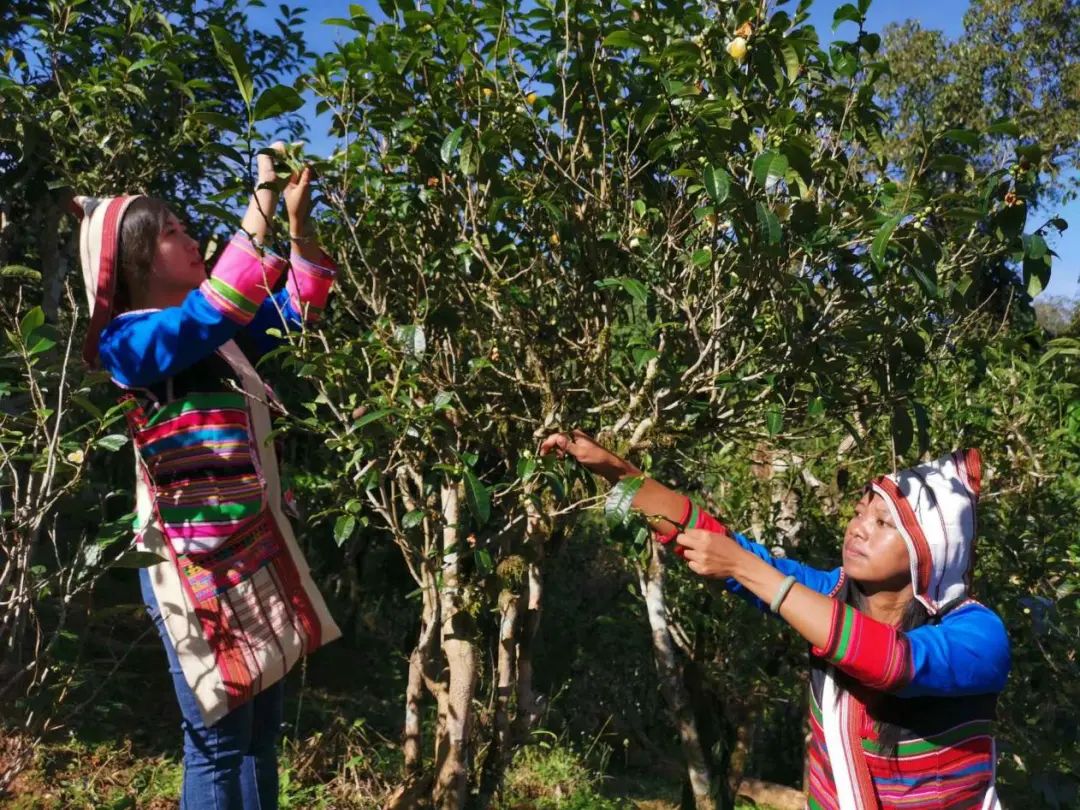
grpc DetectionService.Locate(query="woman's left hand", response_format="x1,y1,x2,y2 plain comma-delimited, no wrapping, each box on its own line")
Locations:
676,529,741,579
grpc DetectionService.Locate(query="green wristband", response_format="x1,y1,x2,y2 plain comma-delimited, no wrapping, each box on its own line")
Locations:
770,574,797,614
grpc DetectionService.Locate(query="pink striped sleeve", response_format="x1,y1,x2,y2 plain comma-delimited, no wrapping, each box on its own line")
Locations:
287,247,337,322
200,232,286,325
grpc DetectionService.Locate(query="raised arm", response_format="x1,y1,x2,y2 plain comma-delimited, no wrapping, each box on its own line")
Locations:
99,232,286,387
538,430,841,608
239,142,287,247
538,430,689,537
244,165,338,355
675,530,1010,695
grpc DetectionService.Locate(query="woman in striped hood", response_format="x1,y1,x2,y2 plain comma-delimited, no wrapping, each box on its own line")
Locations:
76,143,340,809
541,431,1010,809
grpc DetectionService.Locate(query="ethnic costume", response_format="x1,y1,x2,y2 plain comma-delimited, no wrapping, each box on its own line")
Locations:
78,195,340,727
664,450,1009,809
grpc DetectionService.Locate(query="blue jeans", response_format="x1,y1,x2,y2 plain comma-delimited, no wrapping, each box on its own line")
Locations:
140,568,284,810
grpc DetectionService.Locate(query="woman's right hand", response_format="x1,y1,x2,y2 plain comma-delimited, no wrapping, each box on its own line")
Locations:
283,166,313,235
538,429,638,483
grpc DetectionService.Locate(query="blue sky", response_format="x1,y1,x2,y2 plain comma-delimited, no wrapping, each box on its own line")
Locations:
253,0,1078,300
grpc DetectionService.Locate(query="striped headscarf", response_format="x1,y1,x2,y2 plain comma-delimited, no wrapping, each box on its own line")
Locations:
870,449,982,614
73,194,144,366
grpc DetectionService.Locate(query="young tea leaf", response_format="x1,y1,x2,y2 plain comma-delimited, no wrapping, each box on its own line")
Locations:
605,475,645,526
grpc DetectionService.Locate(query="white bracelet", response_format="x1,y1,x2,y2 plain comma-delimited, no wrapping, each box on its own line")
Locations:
770,575,797,614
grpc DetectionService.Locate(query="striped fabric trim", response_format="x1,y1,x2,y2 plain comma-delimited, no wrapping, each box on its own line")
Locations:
872,475,934,598
178,510,285,603
828,569,848,597
807,693,840,809
127,391,266,554
813,602,912,692
861,719,993,755
812,678,993,807
82,196,141,365
200,232,286,325
286,250,337,322
655,496,693,544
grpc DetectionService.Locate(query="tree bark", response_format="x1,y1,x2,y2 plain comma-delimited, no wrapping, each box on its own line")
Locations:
476,583,522,808
514,495,548,735
432,481,476,810
404,587,437,775
638,542,716,810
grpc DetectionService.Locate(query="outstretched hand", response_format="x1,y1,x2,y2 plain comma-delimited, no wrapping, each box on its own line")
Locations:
284,166,314,235
539,430,636,483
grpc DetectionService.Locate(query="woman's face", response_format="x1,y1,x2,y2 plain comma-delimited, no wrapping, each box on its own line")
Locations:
842,491,911,589
152,212,205,290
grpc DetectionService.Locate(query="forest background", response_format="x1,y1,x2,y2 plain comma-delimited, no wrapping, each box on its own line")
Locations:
1,0,1078,808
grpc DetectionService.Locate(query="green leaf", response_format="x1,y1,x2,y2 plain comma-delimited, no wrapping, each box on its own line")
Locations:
353,407,395,428
832,3,862,29
780,42,801,81
1,265,41,281
474,547,493,576
605,475,645,527
70,394,104,420
440,126,465,164
463,467,491,527
111,550,166,569
210,25,254,107
402,509,424,529
891,402,914,455
752,150,789,187
942,129,980,148
191,111,242,133
766,405,783,436
95,434,129,452
756,202,782,245
909,264,939,299
929,154,969,173
704,165,731,203
912,401,930,456
1024,255,1051,297
871,215,903,270
603,30,645,49
1026,233,1048,260
986,119,1020,137
334,514,356,546
459,137,479,175
27,336,56,355
126,57,156,74
597,277,648,305
253,84,303,121
517,456,537,480
19,306,44,342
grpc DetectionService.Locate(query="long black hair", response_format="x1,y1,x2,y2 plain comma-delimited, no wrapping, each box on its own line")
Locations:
113,197,171,313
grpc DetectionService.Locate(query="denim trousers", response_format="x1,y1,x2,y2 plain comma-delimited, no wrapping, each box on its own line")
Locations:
140,567,285,810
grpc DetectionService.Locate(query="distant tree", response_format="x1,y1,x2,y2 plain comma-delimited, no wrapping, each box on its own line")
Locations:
879,0,1080,209
1035,295,1080,336
0,0,308,319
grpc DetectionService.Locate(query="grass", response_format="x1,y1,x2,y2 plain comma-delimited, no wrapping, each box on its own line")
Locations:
0,576,787,809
